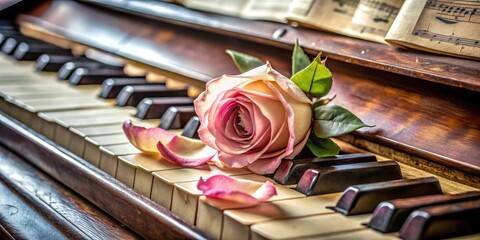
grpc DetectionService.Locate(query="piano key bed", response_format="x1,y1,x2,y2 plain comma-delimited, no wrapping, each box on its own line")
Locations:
1,23,479,240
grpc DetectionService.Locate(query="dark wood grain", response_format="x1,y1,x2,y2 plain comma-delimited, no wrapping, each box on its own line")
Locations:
0,113,209,240
0,179,75,240
0,145,140,240
86,0,480,92
327,60,480,175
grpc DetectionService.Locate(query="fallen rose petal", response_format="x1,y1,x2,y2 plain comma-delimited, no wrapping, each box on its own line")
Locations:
157,135,216,167
123,120,176,153
197,175,277,206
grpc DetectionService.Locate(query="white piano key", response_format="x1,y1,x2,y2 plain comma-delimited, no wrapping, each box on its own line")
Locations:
151,166,250,210
196,180,305,240
250,214,371,240
222,193,341,240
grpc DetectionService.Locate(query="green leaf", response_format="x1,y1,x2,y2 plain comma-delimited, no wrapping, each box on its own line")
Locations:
313,105,374,138
291,55,332,98
226,49,264,73
306,133,340,157
292,39,311,75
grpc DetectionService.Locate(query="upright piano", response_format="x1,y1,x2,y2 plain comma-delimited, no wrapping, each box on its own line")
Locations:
0,0,479,239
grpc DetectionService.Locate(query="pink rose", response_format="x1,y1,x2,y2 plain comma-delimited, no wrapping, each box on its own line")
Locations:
194,63,312,174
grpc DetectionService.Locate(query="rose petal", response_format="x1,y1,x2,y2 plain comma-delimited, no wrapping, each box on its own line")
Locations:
197,175,277,206
285,129,311,159
123,120,176,153
246,155,283,175
157,135,216,167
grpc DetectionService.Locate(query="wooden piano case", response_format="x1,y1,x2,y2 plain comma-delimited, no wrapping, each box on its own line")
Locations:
0,0,479,239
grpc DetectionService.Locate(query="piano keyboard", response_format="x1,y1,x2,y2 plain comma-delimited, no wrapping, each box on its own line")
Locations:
1,26,479,240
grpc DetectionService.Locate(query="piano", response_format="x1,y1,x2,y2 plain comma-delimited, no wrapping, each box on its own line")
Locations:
0,0,479,239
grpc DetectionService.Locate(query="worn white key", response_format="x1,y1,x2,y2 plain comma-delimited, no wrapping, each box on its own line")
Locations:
53,114,131,147
196,182,305,240
222,193,342,240
312,229,398,240
34,107,136,136
98,143,142,176
151,166,250,210
130,154,182,197
251,214,371,240
67,118,159,157
8,97,113,126
83,134,130,165
171,174,268,226
116,153,179,189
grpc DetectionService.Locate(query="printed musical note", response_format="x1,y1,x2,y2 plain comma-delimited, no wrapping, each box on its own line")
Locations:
350,0,404,37
332,0,360,15
412,0,480,49
413,29,480,47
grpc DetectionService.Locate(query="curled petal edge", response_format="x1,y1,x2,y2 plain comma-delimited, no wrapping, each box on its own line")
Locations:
122,120,176,153
156,135,216,167
123,120,216,167
197,175,277,206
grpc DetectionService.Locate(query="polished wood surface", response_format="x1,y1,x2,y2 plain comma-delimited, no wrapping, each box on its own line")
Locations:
0,145,140,240
15,0,480,184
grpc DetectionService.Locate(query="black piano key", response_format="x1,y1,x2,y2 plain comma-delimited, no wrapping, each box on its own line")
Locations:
399,199,480,240
116,85,188,107
13,42,71,61
57,61,118,80
331,177,442,216
295,160,402,196
159,106,196,130
1,36,43,55
35,54,88,72
135,97,194,119
274,153,377,185
0,31,20,47
368,191,480,233
181,116,200,139
99,78,153,99
69,68,134,85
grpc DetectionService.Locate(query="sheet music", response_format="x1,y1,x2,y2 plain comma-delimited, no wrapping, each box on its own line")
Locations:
180,0,292,22
350,0,404,41
241,0,293,22
181,0,249,16
286,0,404,43
386,0,480,59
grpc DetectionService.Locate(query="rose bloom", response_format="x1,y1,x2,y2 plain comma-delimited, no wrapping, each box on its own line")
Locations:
194,63,312,174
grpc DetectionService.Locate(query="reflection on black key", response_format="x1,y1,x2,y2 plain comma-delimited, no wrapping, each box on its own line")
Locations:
369,191,480,233
69,68,132,85
159,106,196,130
274,153,377,185
13,42,71,61
35,54,88,72
1,37,42,55
136,97,194,119
0,32,20,47
295,161,402,196
116,85,187,106
400,199,480,240
57,61,116,80
332,177,442,216
99,78,152,98
181,116,200,139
